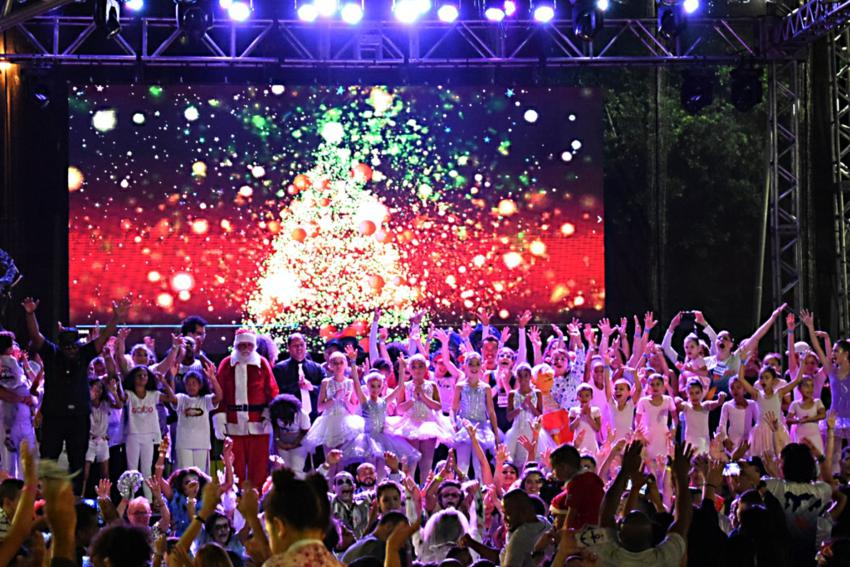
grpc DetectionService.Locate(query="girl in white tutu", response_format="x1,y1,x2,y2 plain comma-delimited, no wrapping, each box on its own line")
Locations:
387,353,453,480
303,351,364,458
343,346,420,477
787,375,826,453
451,352,500,479
504,363,546,468
737,362,802,457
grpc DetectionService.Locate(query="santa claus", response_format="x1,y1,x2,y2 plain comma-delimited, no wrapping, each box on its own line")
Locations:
217,329,279,489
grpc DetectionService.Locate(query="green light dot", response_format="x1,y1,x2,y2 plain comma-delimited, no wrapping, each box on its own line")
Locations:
148,86,163,97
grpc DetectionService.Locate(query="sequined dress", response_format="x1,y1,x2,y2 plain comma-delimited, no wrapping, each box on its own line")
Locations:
453,382,498,450
344,398,421,463
303,378,364,450
387,381,454,443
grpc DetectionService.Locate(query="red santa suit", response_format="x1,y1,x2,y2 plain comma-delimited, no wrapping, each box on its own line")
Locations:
217,329,279,489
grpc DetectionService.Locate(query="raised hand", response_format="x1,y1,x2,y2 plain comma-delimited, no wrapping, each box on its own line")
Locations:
96,478,112,499
460,321,473,339
387,518,421,552
326,449,343,467
672,442,695,479
772,303,788,319
384,451,400,472
553,323,566,338
21,297,39,314
598,318,613,337
518,310,532,328
528,326,541,346
112,296,132,320
344,344,358,362
670,312,683,329
117,327,131,342
800,308,814,329
785,312,796,330
643,311,657,332
433,328,450,344
499,326,511,345
621,440,644,476
476,308,492,327
372,307,383,323
237,484,260,519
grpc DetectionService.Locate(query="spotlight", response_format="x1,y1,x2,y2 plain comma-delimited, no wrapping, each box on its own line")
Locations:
94,0,121,38
227,0,251,20
437,3,459,22
683,0,699,13
680,68,716,115
571,0,603,40
504,0,517,16
297,2,318,20
484,5,505,21
176,0,214,38
340,1,363,23
657,1,687,41
394,0,422,22
595,0,608,10
533,1,555,23
729,66,763,112
314,0,338,17
125,0,144,11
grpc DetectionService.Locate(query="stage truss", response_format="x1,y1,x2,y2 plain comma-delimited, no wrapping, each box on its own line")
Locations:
1,16,767,67
830,27,850,337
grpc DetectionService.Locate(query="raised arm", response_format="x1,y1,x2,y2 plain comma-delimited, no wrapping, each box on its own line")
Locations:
661,312,683,364
515,310,531,366
151,333,182,376
527,325,543,366
20,297,45,351
668,443,695,537
786,312,798,375
434,328,461,377
741,303,787,358
0,441,37,567
369,308,382,365
346,345,368,405
93,296,132,354
114,327,131,376
600,440,642,528
801,309,832,375
156,372,177,405
204,362,223,407
735,363,759,399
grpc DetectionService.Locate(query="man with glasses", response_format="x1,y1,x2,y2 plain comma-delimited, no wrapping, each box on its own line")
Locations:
272,333,325,420
330,471,370,539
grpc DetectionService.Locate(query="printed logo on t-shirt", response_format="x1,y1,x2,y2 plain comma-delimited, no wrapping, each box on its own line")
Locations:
184,407,205,417
131,405,155,414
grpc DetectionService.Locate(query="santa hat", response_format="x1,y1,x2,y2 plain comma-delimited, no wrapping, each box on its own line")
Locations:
233,329,257,348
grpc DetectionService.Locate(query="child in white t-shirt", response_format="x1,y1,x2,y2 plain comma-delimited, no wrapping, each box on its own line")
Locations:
125,365,176,493
570,384,602,454
175,365,222,473
270,393,311,476
82,378,123,497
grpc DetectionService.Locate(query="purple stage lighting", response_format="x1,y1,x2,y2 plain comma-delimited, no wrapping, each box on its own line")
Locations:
683,0,698,13
596,0,608,10
394,0,421,22
314,0,338,17
227,0,251,20
340,1,363,23
484,7,505,20
218,0,232,8
437,3,459,22
533,4,554,22
125,0,144,11
503,0,517,16
297,3,319,20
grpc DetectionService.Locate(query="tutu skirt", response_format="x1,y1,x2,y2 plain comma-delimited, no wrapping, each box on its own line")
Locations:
748,421,790,457
343,430,422,464
451,420,498,452
386,413,454,444
302,411,364,451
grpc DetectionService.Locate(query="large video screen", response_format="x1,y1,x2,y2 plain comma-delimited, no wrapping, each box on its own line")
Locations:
69,85,604,332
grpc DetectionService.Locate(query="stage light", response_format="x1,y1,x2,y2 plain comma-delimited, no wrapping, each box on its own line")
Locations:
504,0,517,16
683,0,699,13
227,0,251,20
314,0,338,17
571,0,603,40
437,3,459,22
340,1,363,23
414,0,431,13
219,0,232,7
680,68,715,115
125,0,144,11
94,0,121,38
176,0,214,38
729,66,762,112
394,0,421,23
533,1,555,23
297,3,319,20
484,6,505,21
595,0,608,10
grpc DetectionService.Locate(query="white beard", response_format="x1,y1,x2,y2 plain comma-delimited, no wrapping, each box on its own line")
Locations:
234,350,253,365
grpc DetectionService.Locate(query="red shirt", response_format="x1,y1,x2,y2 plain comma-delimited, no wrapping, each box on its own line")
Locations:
549,471,604,529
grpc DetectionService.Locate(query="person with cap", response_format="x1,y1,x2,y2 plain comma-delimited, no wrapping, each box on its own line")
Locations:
216,328,279,489
20,295,130,495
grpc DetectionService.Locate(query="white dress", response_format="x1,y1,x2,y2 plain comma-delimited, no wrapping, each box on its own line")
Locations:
452,382,497,451
387,381,454,443
504,390,555,463
717,400,757,447
749,392,790,457
609,399,635,442
636,396,675,459
789,399,825,453
569,405,601,454
681,401,711,455
303,378,364,450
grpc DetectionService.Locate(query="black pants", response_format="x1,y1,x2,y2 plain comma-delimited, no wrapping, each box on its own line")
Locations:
41,414,91,495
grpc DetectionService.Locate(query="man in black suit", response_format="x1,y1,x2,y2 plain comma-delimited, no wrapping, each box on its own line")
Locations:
272,333,325,419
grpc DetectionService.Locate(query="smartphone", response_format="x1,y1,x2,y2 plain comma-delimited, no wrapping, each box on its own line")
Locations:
723,462,741,477
679,312,696,329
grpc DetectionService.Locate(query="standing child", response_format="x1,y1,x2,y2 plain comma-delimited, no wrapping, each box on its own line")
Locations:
675,379,726,455
716,376,757,452
609,376,642,443
452,351,500,480
346,345,420,477
636,373,679,460
303,351,363,458
175,364,222,473
569,384,602,455
387,353,453,481
504,363,543,467
787,375,826,453
82,378,123,497
125,365,177,493
736,363,802,457
269,394,311,475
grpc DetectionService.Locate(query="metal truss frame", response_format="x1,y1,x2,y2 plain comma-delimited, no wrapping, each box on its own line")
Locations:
774,0,850,56
1,16,765,67
767,59,805,345
830,28,850,337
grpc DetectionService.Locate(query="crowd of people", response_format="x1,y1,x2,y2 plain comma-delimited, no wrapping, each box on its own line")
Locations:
0,297,849,567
